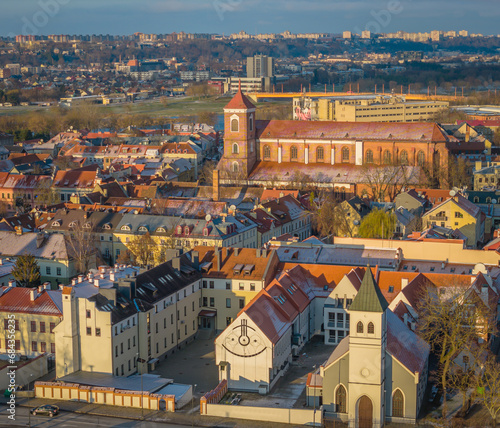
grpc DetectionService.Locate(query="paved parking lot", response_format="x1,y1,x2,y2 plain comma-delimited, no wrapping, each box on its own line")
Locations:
151,336,219,401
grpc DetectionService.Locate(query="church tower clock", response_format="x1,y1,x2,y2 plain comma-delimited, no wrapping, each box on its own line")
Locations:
221,81,257,178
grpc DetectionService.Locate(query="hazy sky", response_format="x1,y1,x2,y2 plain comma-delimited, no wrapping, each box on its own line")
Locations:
2,0,499,37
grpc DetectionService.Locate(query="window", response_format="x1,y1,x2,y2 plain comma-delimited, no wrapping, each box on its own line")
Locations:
40,342,46,353
202,280,207,288
290,145,298,161
455,212,463,218
209,297,215,307
400,150,408,165
226,317,232,326
383,150,391,164
232,162,239,173
263,145,271,160
202,297,207,306
51,343,55,353
86,327,91,336
316,146,324,161
232,143,239,154
231,118,239,132
368,322,375,334
32,341,37,352
365,149,374,164
250,283,255,291
86,310,91,319
239,298,245,309
336,385,347,413
46,267,51,275
226,298,231,308
239,282,244,290
31,321,36,332
392,389,404,417
226,282,231,290
50,322,55,333
357,321,364,333
417,151,425,166
342,147,349,162
40,322,45,333
96,328,101,337
486,197,492,204
249,115,254,132
209,281,214,289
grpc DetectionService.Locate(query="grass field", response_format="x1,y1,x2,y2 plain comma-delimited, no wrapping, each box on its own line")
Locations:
0,95,291,121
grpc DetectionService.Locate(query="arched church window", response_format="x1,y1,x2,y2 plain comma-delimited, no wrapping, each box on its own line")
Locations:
368,322,374,334
357,321,364,333
232,143,239,154
383,150,392,164
392,389,404,417
400,150,408,165
249,115,254,132
417,151,425,166
263,145,271,160
290,146,298,161
365,149,374,164
342,147,349,162
316,146,324,161
232,162,239,173
335,385,347,413
231,118,239,132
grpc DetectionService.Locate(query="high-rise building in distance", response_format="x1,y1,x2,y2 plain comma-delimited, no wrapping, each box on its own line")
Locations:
246,55,274,78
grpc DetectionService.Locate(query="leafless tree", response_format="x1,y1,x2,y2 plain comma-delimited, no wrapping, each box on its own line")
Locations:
309,191,355,240
416,283,496,419
361,164,420,202
126,232,157,267
477,353,500,426
66,220,98,273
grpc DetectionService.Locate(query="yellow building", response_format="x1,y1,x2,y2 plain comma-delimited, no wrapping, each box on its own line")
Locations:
55,261,203,378
195,246,279,331
0,284,62,360
293,96,449,122
422,194,485,248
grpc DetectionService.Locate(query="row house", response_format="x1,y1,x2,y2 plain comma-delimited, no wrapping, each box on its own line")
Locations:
0,173,52,212
53,166,102,202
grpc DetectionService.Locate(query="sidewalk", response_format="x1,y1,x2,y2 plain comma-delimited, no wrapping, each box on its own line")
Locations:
1,395,295,428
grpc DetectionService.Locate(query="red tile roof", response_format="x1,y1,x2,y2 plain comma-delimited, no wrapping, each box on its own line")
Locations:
0,287,62,316
224,86,256,110
256,120,449,142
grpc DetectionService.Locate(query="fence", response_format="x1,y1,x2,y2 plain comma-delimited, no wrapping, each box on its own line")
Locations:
34,381,176,411
200,379,227,414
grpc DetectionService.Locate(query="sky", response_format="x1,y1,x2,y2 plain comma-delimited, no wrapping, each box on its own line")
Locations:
1,0,499,37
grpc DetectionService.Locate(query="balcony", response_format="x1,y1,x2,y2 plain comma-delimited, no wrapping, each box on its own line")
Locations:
429,215,448,221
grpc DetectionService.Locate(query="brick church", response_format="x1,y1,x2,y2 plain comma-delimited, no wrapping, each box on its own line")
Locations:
217,85,457,195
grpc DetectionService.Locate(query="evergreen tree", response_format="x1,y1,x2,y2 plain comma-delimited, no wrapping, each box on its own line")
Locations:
12,254,41,288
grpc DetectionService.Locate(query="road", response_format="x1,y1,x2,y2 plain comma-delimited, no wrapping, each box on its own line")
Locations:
0,405,198,427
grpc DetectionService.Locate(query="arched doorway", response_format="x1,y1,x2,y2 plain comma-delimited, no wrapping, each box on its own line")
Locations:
358,395,373,428
159,398,167,411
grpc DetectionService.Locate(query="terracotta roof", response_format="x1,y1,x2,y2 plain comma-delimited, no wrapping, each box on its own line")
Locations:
224,86,256,110
0,287,62,316
256,120,449,142
53,169,98,189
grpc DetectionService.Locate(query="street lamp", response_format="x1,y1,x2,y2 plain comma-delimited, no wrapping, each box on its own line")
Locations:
312,365,317,427
27,373,33,428
136,352,144,420
191,384,197,428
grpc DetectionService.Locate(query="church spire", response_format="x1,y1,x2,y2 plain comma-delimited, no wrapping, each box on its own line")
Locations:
349,266,389,313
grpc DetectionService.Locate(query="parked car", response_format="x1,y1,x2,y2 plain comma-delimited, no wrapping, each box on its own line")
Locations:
30,404,59,417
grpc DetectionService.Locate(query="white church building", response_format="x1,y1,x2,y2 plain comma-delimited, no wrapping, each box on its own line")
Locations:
309,268,430,427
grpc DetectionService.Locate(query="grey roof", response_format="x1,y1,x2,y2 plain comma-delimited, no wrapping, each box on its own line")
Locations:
323,336,350,368
349,267,389,313
0,231,69,260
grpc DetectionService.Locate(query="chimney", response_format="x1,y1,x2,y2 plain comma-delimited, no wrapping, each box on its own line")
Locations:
43,282,51,290
213,170,220,202
99,266,107,274
215,247,221,271
88,272,94,280
256,248,261,258
0,259,3,266
30,288,36,301
110,272,116,282
94,279,100,288
78,274,84,283
8,280,15,287
192,251,199,269
172,257,181,271
401,278,409,289
15,226,22,236
71,278,77,286
234,248,240,257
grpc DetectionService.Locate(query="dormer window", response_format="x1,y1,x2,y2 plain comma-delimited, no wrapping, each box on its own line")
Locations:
121,224,131,231
156,227,166,233
184,226,190,236
203,227,210,237
138,226,148,233
51,220,61,227
177,225,183,235
83,222,91,229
